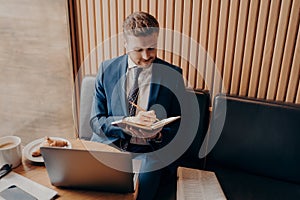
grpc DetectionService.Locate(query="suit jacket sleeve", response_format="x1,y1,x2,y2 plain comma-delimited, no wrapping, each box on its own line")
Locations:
90,61,130,143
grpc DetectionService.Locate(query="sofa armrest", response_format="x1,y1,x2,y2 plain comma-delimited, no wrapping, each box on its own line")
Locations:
79,76,96,140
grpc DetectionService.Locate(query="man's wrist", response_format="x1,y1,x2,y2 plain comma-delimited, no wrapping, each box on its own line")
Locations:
147,132,162,143
124,116,134,122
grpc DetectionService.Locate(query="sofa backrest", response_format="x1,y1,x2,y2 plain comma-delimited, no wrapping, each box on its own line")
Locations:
180,89,210,161
79,76,95,140
205,94,300,183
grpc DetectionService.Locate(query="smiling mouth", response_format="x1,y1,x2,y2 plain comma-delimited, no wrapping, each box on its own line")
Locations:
142,57,154,62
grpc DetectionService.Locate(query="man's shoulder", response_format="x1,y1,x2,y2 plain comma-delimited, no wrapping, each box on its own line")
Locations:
97,55,127,77
102,55,127,67
154,58,182,73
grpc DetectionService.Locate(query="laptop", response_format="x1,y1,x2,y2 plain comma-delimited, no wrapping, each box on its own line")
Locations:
40,147,136,193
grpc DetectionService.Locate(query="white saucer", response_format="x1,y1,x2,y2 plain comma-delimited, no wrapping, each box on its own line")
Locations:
23,137,72,163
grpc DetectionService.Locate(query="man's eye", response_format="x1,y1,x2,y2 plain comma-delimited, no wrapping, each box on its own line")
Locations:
148,48,155,51
135,49,143,52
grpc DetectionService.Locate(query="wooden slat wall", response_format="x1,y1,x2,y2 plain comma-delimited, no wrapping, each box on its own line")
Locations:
73,0,300,104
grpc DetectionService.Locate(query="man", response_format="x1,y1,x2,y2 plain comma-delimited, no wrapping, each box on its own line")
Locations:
90,11,186,200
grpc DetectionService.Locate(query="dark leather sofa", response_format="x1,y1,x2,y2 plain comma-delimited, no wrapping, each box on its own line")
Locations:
177,94,300,200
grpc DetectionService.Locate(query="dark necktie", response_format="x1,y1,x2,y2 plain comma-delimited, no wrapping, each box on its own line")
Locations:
128,67,142,116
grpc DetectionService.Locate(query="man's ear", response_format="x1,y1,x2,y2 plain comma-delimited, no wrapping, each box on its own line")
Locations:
123,33,127,48
124,41,129,54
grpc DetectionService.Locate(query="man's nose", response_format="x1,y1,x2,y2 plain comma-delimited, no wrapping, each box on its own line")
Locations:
141,50,151,60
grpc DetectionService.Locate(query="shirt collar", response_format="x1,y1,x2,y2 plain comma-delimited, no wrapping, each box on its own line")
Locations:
127,56,137,69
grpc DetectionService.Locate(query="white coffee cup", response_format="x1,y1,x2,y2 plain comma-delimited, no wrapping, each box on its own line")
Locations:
0,136,22,168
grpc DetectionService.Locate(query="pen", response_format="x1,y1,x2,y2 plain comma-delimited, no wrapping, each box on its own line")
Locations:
0,164,12,179
129,101,159,122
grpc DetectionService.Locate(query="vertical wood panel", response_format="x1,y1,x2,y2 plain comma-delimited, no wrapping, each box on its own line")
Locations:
149,0,157,17
196,0,211,89
141,0,149,12
125,0,133,19
110,0,118,58
118,0,125,56
172,0,183,69
164,0,175,63
205,0,220,98
248,0,270,97
267,0,292,100
206,0,220,94
80,0,89,75
230,0,249,95
87,0,97,74
181,0,192,82
133,0,140,12
95,0,104,69
102,0,111,60
276,0,300,101
74,0,84,76
222,0,239,93
286,21,300,103
213,0,230,95
188,0,202,88
257,0,281,99
157,0,166,59
239,0,260,96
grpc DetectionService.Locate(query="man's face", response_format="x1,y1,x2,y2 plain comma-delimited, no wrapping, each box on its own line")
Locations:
124,33,158,67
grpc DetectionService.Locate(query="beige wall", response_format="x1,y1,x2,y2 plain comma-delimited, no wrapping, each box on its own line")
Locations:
74,0,299,104
0,0,75,144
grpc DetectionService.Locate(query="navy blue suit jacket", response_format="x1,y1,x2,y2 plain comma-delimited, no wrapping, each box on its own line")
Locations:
90,54,186,149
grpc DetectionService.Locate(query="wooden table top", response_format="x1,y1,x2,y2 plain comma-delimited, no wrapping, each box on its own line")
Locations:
13,139,136,200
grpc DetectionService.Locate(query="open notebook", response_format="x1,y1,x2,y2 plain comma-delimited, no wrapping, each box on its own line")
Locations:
177,167,227,200
112,116,180,131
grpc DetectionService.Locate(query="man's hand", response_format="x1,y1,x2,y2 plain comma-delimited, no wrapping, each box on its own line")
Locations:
128,110,157,126
124,110,162,139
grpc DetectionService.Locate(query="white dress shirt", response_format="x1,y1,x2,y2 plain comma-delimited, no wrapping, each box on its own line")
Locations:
126,56,152,145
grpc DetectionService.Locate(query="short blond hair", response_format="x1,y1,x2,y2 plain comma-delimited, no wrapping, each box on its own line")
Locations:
123,11,159,37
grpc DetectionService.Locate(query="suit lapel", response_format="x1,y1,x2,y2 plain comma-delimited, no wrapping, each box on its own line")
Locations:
115,55,129,115
147,60,162,110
